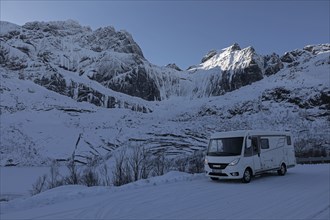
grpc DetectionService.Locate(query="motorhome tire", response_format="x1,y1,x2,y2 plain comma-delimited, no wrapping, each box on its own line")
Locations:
210,177,219,181
242,168,252,183
277,163,287,176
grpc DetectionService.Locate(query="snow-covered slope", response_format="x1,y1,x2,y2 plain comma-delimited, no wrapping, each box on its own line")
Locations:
1,165,329,219
0,20,329,166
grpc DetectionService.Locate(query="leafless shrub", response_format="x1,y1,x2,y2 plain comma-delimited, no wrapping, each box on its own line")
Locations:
99,163,111,186
140,150,153,180
294,139,308,157
81,167,100,187
167,150,205,174
65,159,80,185
152,151,170,176
129,145,153,181
129,146,144,181
187,151,205,174
295,138,329,158
80,157,101,187
30,145,205,196
30,174,48,196
47,160,61,189
174,157,188,172
112,149,132,186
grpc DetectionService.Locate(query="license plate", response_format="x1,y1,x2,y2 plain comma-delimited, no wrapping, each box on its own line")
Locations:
212,169,222,173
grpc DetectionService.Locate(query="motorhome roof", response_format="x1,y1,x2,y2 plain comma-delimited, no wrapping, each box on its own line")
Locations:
210,130,291,139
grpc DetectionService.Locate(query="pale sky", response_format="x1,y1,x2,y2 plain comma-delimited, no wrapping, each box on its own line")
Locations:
1,0,329,69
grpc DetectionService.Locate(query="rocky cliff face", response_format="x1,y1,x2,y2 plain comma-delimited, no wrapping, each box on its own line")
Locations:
0,20,163,110
188,43,282,96
2,20,328,107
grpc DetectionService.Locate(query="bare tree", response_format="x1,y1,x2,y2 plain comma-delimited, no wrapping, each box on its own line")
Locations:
174,157,188,172
81,167,100,187
294,139,307,157
188,151,205,174
80,157,101,187
30,174,48,195
99,163,111,186
129,145,152,181
48,160,61,189
112,149,132,186
152,151,170,176
65,159,80,185
139,148,153,179
129,146,142,181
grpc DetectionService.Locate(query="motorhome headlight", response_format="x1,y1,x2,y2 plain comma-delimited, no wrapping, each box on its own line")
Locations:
228,158,240,166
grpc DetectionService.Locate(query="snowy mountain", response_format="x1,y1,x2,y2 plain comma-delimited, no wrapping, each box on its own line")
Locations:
0,20,329,166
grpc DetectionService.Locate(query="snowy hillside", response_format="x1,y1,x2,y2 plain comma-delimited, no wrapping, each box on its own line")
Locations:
0,20,329,166
1,164,329,219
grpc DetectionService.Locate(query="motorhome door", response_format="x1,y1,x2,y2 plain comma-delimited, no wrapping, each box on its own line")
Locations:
251,136,262,172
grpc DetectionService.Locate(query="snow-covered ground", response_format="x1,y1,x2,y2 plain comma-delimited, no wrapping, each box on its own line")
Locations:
1,164,329,219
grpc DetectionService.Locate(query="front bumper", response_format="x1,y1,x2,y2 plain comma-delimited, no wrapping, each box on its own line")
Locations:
205,164,243,179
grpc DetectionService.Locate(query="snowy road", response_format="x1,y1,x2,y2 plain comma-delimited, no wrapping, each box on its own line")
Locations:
1,164,329,219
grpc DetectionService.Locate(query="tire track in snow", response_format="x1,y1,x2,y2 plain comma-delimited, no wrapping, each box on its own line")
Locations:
306,205,330,220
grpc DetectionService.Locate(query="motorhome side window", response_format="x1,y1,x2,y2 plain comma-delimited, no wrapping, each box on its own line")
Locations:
260,138,269,149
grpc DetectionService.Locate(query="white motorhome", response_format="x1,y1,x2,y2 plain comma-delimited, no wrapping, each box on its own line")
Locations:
204,130,296,183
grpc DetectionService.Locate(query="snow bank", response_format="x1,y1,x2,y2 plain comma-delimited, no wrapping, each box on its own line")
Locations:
1,165,329,219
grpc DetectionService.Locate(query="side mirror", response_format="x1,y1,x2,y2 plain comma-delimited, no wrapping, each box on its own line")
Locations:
246,139,251,149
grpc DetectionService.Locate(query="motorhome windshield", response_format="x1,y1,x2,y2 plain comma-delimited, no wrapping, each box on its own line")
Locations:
207,137,243,156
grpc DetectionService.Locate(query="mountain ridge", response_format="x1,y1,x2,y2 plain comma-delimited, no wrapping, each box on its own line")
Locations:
0,20,329,166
